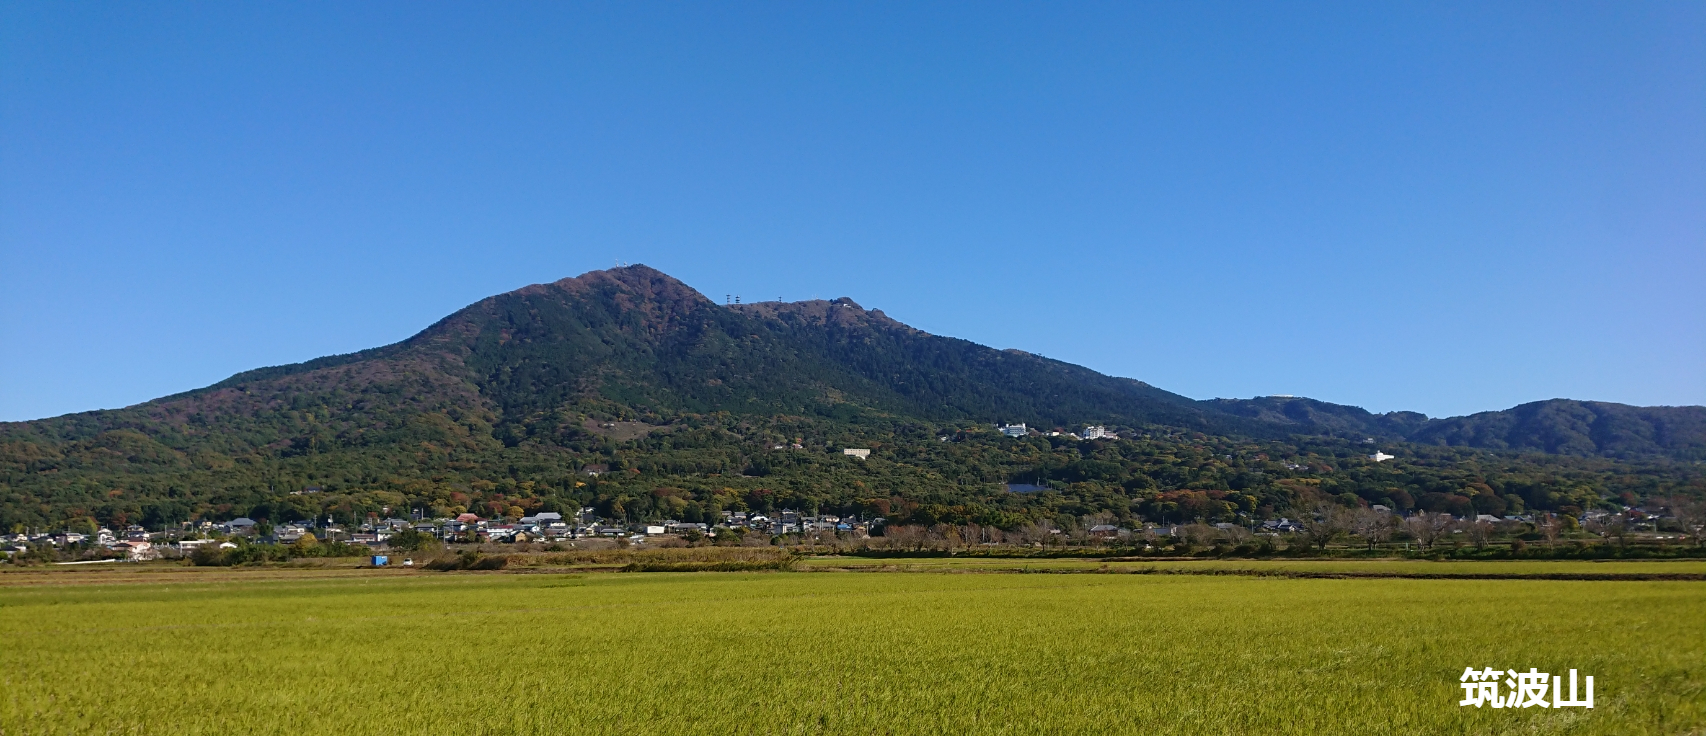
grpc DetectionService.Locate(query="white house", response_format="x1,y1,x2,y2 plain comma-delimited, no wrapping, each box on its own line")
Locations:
999,424,1028,438
1369,452,1395,462
1082,426,1109,440
843,449,871,460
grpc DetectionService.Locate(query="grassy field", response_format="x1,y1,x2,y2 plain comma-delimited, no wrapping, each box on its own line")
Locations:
1,566,1701,735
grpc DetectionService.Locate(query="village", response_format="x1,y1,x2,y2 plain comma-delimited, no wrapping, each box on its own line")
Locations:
1,498,1682,565
0,507,888,563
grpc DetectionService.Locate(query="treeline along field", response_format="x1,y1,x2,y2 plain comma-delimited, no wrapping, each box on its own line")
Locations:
1,569,1700,734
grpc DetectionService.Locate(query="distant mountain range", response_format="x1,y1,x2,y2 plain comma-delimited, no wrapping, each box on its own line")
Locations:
7,265,1703,461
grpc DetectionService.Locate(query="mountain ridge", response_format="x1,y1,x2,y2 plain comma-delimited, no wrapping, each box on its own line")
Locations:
6,265,1702,460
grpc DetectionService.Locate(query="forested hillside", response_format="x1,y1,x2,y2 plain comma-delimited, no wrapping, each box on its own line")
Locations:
2,265,1701,531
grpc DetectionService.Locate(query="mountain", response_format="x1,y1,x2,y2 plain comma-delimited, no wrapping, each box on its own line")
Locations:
1203,395,1705,461
2,265,1701,530
1408,400,1706,460
6,265,1702,459
1201,396,1434,441
67,265,1271,446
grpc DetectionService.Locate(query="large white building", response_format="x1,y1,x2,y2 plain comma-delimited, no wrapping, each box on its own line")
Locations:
1082,425,1109,440
999,424,1028,438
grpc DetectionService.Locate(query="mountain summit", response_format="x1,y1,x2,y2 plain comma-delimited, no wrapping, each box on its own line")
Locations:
189,264,1267,444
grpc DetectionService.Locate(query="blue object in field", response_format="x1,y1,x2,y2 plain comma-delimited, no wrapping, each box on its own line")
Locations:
371,555,388,566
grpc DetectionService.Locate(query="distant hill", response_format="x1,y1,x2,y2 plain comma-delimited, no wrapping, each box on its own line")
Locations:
1204,395,1704,461
1409,400,1706,460
1201,396,1434,441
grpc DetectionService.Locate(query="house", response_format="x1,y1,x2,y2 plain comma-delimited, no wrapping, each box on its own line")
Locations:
274,525,310,543
1088,524,1121,538
644,525,666,535
1369,452,1395,462
999,424,1028,438
111,541,157,561
843,449,871,460
222,518,258,535
1082,426,1110,440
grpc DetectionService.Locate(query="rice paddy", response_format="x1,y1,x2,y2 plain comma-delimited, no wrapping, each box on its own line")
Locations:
1,564,1701,735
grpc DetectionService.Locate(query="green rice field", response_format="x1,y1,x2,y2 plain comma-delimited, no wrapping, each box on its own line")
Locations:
798,556,1706,576
1,565,1701,735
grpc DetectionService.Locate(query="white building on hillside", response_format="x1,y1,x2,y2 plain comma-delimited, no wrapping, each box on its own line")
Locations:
999,424,1028,438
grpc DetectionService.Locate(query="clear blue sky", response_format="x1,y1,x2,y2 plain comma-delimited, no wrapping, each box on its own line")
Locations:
3,1,1702,423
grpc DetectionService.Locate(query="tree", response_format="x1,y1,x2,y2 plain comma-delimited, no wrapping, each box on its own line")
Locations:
1667,498,1705,547
1585,513,1630,547
388,527,437,553
1464,520,1495,550
1350,508,1395,551
1296,502,1350,551
1016,521,1055,549
1404,511,1453,550
1536,513,1563,547
1180,524,1220,550
885,524,926,551
290,533,320,556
